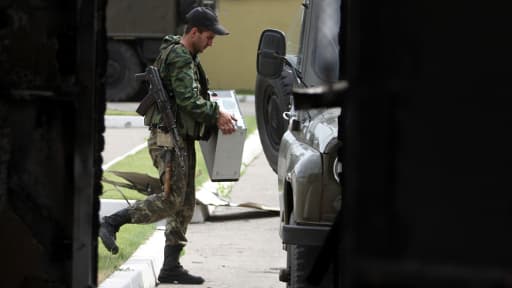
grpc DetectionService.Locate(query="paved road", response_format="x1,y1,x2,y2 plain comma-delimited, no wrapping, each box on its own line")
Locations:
102,127,147,166
159,152,285,288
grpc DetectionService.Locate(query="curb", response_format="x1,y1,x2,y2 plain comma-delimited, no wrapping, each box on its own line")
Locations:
99,131,263,288
99,229,164,288
105,115,145,128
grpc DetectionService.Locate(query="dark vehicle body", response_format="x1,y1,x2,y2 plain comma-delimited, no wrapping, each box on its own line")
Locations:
258,0,512,287
105,0,216,101
256,0,342,286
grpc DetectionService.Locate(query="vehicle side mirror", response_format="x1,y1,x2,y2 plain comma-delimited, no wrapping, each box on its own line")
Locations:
257,29,286,79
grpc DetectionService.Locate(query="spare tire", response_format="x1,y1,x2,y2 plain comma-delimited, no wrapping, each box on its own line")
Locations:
106,40,142,102
255,71,293,173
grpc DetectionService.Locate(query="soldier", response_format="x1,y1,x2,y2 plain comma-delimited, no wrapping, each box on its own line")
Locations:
99,7,236,284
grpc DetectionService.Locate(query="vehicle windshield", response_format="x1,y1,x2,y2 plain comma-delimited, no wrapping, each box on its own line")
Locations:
286,4,304,57
312,0,341,82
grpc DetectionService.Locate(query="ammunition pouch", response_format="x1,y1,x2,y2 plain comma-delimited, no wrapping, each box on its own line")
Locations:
156,129,174,148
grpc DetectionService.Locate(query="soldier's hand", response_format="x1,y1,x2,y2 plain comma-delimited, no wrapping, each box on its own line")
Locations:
217,110,237,135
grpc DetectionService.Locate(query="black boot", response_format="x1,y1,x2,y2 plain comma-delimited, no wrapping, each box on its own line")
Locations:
158,244,205,284
99,208,131,254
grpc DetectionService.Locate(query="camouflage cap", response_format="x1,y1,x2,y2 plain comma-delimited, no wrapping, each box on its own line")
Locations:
186,7,229,36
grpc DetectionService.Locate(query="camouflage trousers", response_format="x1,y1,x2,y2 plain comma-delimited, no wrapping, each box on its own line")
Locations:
127,129,196,245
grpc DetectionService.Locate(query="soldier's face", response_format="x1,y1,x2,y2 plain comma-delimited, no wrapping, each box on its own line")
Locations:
192,29,216,54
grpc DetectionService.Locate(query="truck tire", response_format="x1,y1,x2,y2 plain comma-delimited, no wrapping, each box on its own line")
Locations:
255,72,292,173
106,40,142,102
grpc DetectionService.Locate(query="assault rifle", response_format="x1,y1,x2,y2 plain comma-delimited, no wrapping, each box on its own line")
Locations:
135,66,186,198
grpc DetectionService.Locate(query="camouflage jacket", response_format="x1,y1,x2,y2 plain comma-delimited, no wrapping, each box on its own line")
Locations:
144,35,219,140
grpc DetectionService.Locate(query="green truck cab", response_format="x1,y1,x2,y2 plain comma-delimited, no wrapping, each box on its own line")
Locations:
255,0,342,286
105,0,216,101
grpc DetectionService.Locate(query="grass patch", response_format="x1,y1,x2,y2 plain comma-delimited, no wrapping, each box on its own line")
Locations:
244,115,257,135
106,109,140,116
235,89,254,95
102,146,157,200
101,144,210,200
97,223,156,284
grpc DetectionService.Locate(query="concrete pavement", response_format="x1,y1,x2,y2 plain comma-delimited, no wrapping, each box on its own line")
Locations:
162,153,284,288
99,96,287,288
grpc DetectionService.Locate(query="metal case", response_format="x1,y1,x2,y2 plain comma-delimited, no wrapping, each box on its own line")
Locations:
199,90,246,181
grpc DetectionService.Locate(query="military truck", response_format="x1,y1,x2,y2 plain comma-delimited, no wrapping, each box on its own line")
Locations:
105,0,216,101
255,0,342,287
